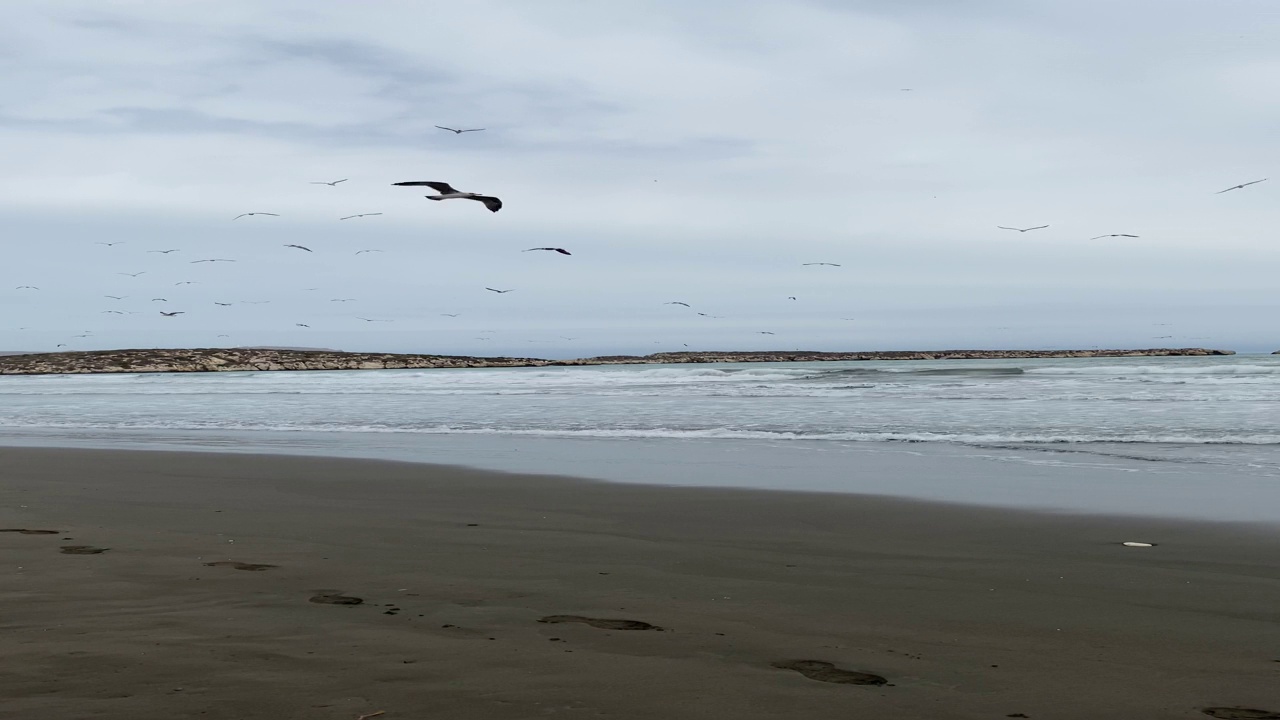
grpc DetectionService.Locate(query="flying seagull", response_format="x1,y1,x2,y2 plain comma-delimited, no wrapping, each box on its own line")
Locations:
1090,234,1139,239
524,247,571,255
16,286,38,290
148,249,180,254
758,331,776,335
331,298,356,302
174,282,198,286
214,302,233,306
191,258,236,263
435,126,485,134
997,225,1049,233
96,241,125,247
233,212,280,220
355,249,383,255
310,179,347,186
1215,178,1266,194
485,287,514,294
160,311,184,317
118,272,146,277
105,295,127,300
787,296,797,300
665,301,691,307
284,244,313,252
101,310,125,315
151,298,167,302
440,313,460,317
802,262,841,267
393,181,502,213
295,323,310,328
356,317,390,322
340,213,382,220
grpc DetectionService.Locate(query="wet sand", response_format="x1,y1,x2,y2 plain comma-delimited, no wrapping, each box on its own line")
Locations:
2,447,1278,719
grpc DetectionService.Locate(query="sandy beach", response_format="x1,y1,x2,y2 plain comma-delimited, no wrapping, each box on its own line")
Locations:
2,447,1278,719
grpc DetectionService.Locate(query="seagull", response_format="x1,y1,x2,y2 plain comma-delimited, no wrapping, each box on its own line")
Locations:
340,213,382,220
356,317,390,322
393,181,502,212
152,298,167,302
310,179,348,186
1090,234,1139,239
96,241,125,247
148,249,180,254
331,299,356,302
101,310,125,314
191,259,236,263
15,286,38,290
105,295,127,300
758,331,776,335
802,262,841,267
56,344,66,348
1215,178,1266,194
295,323,310,328
440,313,460,317
160,311,185,317
284,244,312,252
665,301,691,307
524,247,571,255
233,212,280,220
997,225,1049,233
118,272,146,277
787,296,797,300
355,249,383,255
485,287,514,294
435,126,485,134
174,282,198,286
214,302,233,306
217,334,230,338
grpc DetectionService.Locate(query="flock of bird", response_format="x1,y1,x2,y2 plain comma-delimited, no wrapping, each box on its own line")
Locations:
5,119,1270,350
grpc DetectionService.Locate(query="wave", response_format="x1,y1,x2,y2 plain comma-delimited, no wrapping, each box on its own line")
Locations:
3,418,1279,445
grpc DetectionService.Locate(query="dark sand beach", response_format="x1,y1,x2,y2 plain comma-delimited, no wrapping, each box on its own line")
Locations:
2,447,1278,719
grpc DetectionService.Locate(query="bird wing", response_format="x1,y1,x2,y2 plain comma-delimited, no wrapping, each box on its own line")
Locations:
459,128,485,133
473,195,502,212
553,248,571,255
996,226,1020,231
394,181,459,194
1028,225,1048,231
435,126,458,132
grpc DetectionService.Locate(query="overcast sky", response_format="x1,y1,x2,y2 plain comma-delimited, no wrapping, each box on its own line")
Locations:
2,1,1277,357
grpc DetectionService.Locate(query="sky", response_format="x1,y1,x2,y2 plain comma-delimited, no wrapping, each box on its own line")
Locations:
2,0,1278,358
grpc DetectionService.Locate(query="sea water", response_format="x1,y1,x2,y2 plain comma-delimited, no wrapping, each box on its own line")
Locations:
3,355,1279,520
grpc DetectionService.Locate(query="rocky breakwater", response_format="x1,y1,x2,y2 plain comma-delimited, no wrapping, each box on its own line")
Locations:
0,348,555,375
566,347,1236,365
0,347,1236,376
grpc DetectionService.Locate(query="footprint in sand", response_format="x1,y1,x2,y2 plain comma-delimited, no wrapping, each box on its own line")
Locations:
309,592,364,606
203,561,277,571
1203,709,1280,719
772,660,888,686
60,545,108,555
1,528,61,535
537,615,662,631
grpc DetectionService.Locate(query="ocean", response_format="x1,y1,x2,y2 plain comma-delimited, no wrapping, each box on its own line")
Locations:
3,354,1279,521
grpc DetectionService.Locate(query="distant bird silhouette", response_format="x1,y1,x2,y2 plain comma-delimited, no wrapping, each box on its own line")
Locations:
217,334,229,338
101,310,125,314
356,317,390,323
435,126,485,134
440,313,460,317
233,212,280,220
524,247,571,255
151,298,167,302
148,249,180,254
665,301,691,307
340,213,382,220
355,249,383,255
1090,234,1139,239
787,296,796,300
96,241,125,247
997,225,1048,233
1215,178,1266,194
697,313,724,318
295,323,310,328
310,179,347,186
485,287,514,294
118,272,145,277
393,181,501,212
160,311,184,317
214,302,233,306
15,286,38,290
331,298,356,302
284,244,312,252
758,331,776,335
191,259,236,263
105,295,126,300
56,344,66,348
802,262,841,267
174,282,198,286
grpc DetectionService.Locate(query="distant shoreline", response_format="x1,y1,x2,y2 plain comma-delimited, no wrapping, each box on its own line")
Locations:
0,346,1236,376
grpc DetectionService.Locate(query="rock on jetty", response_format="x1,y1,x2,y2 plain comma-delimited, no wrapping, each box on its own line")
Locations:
0,347,1235,376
